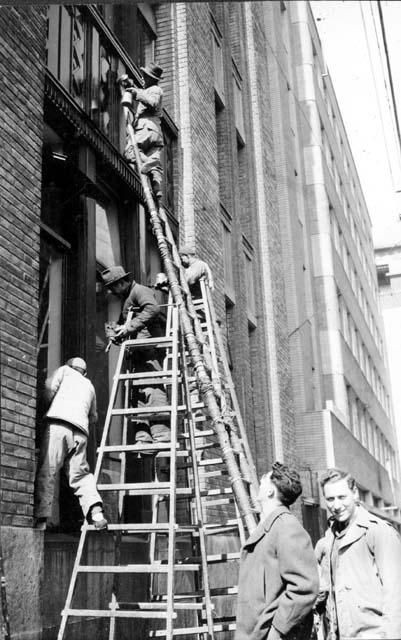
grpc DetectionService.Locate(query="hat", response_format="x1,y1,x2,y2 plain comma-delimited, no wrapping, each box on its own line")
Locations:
178,244,196,256
140,62,163,82
101,266,131,287
67,357,87,373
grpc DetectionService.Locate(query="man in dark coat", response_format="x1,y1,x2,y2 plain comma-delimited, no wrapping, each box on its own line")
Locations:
235,462,319,640
101,266,170,443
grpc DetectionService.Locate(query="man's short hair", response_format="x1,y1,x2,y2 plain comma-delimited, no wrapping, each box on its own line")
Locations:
320,468,357,491
269,461,302,506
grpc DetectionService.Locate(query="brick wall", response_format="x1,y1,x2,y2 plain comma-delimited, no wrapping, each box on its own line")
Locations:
0,6,46,527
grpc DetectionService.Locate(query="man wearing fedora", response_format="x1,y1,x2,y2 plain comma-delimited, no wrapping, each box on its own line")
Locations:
101,266,170,444
122,61,164,200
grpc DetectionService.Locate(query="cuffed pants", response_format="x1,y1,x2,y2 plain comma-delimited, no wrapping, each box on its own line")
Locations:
35,422,102,519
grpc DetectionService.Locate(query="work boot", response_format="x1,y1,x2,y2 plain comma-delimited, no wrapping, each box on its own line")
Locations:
89,505,108,531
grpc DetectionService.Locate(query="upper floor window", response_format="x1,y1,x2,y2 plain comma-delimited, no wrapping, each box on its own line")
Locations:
233,64,245,145
243,243,256,325
221,208,235,304
211,17,225,106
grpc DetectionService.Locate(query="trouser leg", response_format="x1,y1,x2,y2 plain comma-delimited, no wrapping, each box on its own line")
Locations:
66,432,102,518
34,423,68,519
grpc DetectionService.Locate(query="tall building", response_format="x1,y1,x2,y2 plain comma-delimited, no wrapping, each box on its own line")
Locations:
265,0,400,522
375,235,401,459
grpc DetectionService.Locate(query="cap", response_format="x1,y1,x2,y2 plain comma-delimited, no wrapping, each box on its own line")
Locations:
67,357,87,373
178,244,196,256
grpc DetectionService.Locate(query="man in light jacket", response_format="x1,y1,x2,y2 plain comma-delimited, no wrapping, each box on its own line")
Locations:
320,467,401,639
235,462,319,640
34,358,107,530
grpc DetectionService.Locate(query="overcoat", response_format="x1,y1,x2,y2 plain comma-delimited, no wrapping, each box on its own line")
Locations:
235,506,319,640
322,505,401,639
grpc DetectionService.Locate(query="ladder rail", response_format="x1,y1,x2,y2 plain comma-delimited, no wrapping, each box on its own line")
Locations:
165,305,179,640
179,329,215,640
108,368,131,640
201,280,259,499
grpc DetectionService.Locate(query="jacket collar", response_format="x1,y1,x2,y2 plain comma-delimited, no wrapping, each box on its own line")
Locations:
243,506,290,548
326,505,372,550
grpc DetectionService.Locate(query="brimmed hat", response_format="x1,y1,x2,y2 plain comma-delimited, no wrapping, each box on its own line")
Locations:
67,357,87,373
179,244,196,256
140,62,163,82
101,266,131,287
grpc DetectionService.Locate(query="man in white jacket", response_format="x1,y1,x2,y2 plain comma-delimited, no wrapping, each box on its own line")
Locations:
34,358,107,530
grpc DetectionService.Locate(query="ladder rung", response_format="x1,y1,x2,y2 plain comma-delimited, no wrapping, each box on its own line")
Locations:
155,586,238,600
63,608,174,619
110,601,208,611
86,523,173,532
176,487,233,498
111,402,203,416
98,482,171,494
123,336,174,347
118,370,173,381
199,457,223,466
149,620,236,637
201,498,232,507
112,406,172,416
77,562,199,573
98,443,175,454
181,429,214,438
181,552,240,565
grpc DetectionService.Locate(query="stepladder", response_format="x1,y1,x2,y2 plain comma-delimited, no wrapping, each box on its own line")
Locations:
57,294,259,640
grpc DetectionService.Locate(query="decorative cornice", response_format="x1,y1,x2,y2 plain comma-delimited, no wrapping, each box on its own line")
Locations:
44,71,143,201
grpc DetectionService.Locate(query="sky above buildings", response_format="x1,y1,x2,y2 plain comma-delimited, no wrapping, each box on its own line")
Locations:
310,0,401,248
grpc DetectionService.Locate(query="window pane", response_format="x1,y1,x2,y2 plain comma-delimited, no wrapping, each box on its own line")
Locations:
99,44,112,137
59,7,72,90
245,254,255,317
223,223,234,300
90,27,100,126
71,8,85,108
46,6,60,77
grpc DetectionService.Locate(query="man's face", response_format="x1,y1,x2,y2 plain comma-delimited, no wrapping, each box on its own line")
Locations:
109,280,128,298
180,254,190,268
323,478,358,525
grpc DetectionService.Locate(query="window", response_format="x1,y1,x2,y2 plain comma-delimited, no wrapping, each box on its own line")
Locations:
212,18,225,105
233,65,245,144
222,218,235,303
244,249,256,324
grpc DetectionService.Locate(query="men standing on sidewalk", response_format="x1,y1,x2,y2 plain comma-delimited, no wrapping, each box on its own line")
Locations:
235,462,319,640
34,358,107,531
